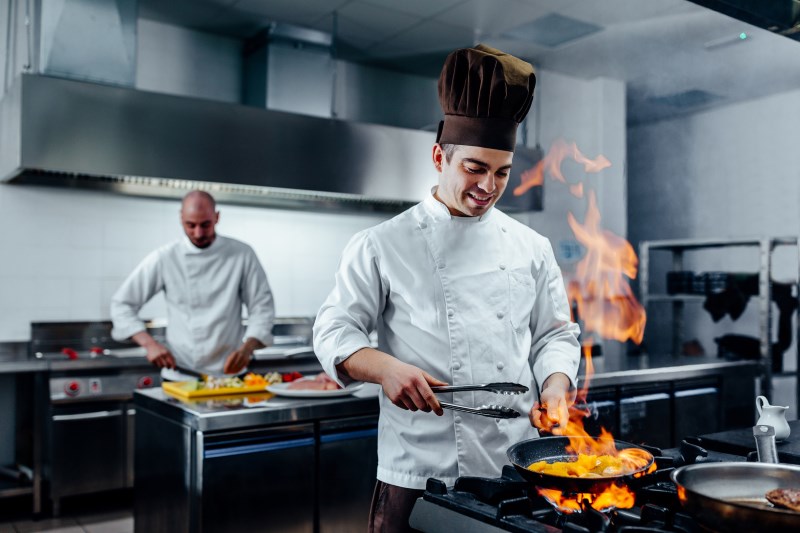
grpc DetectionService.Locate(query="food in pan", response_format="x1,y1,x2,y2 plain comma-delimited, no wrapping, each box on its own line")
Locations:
527,453,637,478
765,488,800,512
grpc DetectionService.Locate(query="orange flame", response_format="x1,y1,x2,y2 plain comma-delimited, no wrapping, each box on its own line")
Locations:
513,139,610,197
514,139,651,513
538,484,636,513
534,347,656,513
567,190,646,344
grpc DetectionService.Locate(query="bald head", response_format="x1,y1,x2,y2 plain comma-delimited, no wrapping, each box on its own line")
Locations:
181,191,219,249
182,190,216,213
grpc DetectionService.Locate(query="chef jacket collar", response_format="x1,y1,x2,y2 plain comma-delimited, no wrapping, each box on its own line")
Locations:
424,186,494,223
181,234,222,254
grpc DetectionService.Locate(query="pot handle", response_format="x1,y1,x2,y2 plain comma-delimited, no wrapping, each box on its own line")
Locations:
753,425,779,464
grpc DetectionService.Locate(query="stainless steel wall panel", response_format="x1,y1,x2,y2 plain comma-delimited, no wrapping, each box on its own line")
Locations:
38,0,137,87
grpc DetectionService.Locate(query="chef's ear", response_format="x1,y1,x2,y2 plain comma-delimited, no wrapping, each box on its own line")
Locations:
432,144,444,173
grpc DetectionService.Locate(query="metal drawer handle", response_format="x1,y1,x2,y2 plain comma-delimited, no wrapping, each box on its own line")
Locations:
53,410,124,422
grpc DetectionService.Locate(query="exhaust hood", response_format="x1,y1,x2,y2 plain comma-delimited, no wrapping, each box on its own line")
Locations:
0,74,438,213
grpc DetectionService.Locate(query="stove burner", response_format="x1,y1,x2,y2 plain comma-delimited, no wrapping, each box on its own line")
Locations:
410,441,737,533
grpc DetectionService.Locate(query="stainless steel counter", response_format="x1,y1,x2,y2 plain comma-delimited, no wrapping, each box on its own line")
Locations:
134,384,381,432
579,355,760,387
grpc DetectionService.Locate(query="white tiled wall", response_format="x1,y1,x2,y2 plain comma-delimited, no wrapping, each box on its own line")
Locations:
0,185,390,341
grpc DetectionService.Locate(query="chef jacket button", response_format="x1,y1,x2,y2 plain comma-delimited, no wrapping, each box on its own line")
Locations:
438,262,445,270
501,227,507,233
453,362,461,370
496,311,505,319
496,362,505,370
447,308,455,317
419,222,427,229
454,416,462,424
499,264,506,270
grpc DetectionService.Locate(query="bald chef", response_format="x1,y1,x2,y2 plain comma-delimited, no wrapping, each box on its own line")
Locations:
111,191,275,377
313,45,581,532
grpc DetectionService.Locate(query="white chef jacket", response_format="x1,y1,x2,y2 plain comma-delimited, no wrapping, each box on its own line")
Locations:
313,189,581,489
111,235,275,375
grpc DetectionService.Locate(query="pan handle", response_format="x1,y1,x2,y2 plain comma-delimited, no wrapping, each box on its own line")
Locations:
752,425,779,464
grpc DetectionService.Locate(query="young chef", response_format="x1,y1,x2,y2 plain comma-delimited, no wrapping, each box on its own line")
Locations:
313,45,581,531
110,191,275,377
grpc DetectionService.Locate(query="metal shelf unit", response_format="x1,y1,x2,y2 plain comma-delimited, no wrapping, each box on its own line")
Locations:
639,236,800,405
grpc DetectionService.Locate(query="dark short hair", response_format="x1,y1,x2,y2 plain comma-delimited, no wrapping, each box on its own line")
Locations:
440,143,458,163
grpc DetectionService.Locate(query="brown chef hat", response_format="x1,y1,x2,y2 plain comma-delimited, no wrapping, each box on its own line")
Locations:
436,44,536,152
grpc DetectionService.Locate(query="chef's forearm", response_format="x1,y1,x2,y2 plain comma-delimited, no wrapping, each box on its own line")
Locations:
541,372,572,393
131,331,160,349
335,347,395,385
242,337,264,352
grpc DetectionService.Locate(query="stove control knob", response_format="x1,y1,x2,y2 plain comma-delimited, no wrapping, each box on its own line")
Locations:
65,381,81,397
138,376,154,388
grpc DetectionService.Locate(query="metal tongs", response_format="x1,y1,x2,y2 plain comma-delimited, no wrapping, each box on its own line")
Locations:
431,382,529,419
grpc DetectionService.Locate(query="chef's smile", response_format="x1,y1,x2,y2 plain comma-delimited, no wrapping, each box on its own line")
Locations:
466,190,494,207
433,145,513,217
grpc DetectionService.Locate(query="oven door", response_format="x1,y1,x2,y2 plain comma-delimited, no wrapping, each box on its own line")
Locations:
50,402,126,498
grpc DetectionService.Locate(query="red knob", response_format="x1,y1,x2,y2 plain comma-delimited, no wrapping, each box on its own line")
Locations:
65,381,80,396
138,376,153,388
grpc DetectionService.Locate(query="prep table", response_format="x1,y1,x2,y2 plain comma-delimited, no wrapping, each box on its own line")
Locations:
133,385,381,533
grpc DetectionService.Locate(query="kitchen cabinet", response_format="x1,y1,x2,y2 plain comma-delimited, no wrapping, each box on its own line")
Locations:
580,374,746,448
134,389,380,533
620,384,671,448
674,379,720,440
318,416,379,533
202,425,316,533
50,402,127,504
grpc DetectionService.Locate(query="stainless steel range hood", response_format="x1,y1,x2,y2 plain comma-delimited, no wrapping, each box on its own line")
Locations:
0,74,438,212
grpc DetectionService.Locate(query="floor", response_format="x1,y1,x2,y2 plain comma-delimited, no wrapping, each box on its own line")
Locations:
0,493,132,533
0,511,132,533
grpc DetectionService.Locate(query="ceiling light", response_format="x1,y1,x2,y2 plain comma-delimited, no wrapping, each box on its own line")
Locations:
704,32,751,50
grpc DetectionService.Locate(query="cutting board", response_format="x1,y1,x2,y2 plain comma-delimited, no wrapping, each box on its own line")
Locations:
162,380,269,398
698,420,800,464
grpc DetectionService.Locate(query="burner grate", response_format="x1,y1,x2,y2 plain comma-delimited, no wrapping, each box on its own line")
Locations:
413,440,734,533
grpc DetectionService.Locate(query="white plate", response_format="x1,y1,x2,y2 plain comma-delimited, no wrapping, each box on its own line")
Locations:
267,380,364,398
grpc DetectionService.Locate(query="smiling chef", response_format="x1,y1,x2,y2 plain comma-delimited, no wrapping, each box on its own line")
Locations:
110,191,275,378
312,44,581,532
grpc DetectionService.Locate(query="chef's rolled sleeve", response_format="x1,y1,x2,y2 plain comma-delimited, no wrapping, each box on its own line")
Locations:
241,249,275,347
110,250,163,341
529,240,581,393
314,231,385,386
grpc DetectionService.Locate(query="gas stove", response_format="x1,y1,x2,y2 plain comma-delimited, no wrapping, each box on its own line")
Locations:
409,439,750,533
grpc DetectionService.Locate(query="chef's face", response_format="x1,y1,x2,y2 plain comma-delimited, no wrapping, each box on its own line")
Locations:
433,144,513,217
181,200,219,249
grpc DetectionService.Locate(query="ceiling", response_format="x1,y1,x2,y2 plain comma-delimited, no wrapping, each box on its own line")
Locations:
138,0,800,124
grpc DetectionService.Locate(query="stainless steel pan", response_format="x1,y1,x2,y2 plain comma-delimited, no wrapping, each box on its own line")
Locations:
671,426,800,532
507,436,655,494
671,462,800,532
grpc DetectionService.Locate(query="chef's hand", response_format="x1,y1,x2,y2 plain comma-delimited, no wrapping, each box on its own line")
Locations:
144,342,176,369
223,337,263,375
223,346,254,375
381,359,448,416
132,331,176,369
530,373,574,435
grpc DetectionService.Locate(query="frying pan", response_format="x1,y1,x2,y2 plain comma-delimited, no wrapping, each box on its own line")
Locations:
506,436,655,494
671,462,800,533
